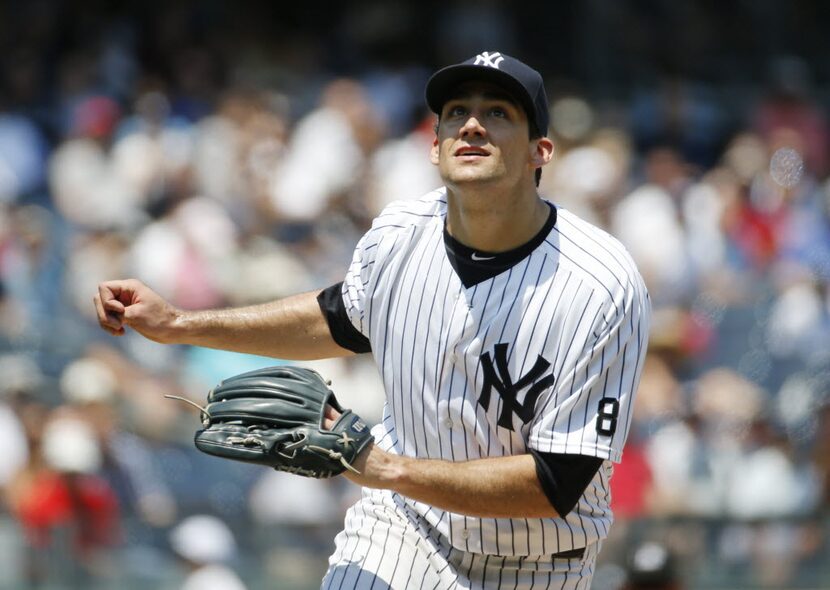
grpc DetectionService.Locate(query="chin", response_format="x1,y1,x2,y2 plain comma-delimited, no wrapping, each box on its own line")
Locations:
447,168,501,184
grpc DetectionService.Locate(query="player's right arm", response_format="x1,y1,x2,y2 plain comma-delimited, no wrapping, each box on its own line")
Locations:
93,279,351,360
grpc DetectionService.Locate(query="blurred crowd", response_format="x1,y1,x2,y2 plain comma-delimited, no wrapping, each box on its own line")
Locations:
1,1,830,589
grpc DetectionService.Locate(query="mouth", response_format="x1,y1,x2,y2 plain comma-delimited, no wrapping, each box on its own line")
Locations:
454,146,490,158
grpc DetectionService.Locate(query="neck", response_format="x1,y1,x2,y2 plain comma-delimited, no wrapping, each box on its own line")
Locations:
445,183,548,253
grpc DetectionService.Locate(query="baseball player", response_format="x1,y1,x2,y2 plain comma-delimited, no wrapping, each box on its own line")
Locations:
95,51,650,589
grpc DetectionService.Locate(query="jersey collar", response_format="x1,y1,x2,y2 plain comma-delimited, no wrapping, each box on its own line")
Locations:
443,201,557,288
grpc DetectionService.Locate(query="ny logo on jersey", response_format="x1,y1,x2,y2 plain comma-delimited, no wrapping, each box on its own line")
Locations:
478,343,555,431
474,51,504,69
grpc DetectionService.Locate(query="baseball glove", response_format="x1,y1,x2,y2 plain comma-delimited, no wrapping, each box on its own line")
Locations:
180,366,373,478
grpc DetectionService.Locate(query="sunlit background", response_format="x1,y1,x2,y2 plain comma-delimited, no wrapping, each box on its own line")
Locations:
1,1,829,588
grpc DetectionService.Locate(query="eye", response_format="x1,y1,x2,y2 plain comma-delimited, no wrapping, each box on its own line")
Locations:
489,106,508,118
447,104,467,117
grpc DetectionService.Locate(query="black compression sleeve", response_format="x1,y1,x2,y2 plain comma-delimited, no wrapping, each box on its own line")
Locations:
316,282,372,354
530,450,603,517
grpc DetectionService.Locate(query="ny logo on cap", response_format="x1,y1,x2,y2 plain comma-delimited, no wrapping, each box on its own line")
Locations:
474,51,504,69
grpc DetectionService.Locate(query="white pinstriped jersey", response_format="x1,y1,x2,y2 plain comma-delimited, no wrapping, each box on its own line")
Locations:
341,188,650,557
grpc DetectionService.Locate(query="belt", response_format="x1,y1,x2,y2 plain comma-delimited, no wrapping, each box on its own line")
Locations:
552,547,585,559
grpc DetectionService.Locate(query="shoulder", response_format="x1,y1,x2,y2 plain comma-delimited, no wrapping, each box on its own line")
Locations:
546,206,649,314
369,188,447,232
358,188,447,253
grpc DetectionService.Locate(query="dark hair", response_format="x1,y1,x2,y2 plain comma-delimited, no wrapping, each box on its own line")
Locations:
530,130,543,186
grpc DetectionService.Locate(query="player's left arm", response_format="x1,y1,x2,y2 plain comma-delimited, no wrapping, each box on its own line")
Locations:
342,446,581,518
320,410,602,519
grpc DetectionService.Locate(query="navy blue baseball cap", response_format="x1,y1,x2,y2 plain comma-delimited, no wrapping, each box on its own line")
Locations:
425,51,550,137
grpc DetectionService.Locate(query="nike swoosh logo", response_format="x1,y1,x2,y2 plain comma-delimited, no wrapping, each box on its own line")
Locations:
471,253,496,261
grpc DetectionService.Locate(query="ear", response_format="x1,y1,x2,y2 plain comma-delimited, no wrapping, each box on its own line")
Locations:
530,137,554,169
430,136,440,165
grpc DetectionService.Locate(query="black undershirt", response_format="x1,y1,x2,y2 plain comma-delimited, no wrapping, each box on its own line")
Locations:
317,285,372,354
443,201,557,288
530,450,603,517
316,201,601,517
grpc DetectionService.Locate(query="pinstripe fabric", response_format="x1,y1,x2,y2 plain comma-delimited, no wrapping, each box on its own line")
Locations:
322,489,601,590
337,189,650,579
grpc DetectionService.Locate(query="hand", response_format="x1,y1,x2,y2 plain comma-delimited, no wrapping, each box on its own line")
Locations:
323,404,400,488
93,279,182,343
322,404,340,430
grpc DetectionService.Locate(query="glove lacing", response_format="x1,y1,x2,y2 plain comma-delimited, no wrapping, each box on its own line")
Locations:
164,394,209,426
279,430,362,474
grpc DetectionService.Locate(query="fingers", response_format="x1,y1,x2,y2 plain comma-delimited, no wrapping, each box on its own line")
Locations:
93,291,125,335
98,279,138,307
323,404,342,430
95,279,142,335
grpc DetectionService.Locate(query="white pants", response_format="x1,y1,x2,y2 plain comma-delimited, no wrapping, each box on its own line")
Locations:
321,495,600,590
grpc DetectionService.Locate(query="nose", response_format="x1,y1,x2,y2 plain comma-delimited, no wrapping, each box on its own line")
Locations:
459,113,486,137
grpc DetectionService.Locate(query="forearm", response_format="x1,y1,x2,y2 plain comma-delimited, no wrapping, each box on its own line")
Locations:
173,291,350,360
347,446,559,518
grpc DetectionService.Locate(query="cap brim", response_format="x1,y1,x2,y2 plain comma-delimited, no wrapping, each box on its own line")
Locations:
425,64,535,122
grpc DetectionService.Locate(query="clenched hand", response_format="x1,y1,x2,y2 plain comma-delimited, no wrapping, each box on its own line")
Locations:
93,279,182,343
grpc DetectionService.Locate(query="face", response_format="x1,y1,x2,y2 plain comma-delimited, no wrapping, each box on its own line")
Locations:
430,82,552,191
